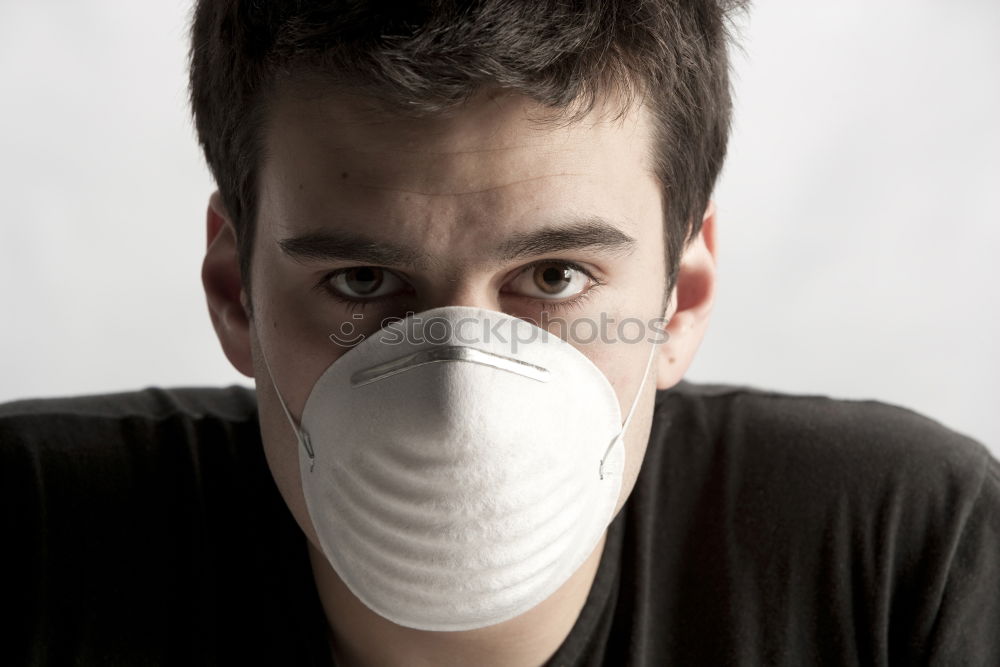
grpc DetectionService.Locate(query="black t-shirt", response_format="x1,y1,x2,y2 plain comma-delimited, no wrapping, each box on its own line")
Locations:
1,381,997,665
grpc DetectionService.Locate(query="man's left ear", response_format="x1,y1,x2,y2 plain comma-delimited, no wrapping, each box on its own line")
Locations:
655,200,718,390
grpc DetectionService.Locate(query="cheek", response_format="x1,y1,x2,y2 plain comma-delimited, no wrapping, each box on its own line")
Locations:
253,272,354,419
248,308,331,552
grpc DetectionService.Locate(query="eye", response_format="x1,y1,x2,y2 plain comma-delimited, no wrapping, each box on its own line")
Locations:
504,261,594,301
325,266,408,300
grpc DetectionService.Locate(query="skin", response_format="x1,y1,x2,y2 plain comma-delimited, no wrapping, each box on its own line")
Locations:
203,84,717,666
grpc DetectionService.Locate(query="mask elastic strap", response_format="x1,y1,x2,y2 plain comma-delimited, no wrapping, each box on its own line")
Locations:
258,343,316,469
598,329,664,480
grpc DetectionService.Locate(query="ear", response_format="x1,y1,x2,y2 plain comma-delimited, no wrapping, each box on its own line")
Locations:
655,200,718,390
202,191,255,378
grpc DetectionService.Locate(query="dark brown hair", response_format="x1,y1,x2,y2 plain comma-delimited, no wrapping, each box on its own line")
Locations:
189,0,748,304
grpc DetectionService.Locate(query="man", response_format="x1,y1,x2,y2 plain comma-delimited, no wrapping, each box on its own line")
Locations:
2,1,997,665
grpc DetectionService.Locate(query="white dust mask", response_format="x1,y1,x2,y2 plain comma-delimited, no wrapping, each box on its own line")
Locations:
262,305,662,631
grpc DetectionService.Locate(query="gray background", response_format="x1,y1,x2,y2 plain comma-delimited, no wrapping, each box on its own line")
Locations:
1,1,997,454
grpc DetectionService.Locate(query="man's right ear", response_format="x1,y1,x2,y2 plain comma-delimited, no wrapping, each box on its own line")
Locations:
202,191,255,378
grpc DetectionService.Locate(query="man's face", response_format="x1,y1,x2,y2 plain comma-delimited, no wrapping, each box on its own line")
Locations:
224,84,697,553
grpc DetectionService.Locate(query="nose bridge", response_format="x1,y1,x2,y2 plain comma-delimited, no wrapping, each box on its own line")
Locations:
407,193,510,312
425,293,500,313
416,268,503,313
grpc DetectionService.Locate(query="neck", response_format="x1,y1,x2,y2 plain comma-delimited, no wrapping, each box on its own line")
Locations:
307,531,607,667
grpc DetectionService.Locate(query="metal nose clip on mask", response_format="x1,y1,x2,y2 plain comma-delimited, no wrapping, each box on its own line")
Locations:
262,305,662,632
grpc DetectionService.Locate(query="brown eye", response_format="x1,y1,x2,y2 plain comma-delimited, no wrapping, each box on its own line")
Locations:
505,261,592,301
344,267,383,295
327,266,407,299
533,264,573,294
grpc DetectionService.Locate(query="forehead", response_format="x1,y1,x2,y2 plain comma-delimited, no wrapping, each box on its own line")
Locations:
257,83,663,257
264,82,655,160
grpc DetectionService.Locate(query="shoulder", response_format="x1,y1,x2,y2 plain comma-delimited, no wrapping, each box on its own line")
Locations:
0,384,259,427
0,383,262,503
0,386,294,662
0,384,259,463
0,384,264,537
645,379,998,589
651,380,994,501
641,381,1000,661
0,384,265,535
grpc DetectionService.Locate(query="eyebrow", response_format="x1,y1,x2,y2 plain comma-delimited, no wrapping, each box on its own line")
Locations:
496,217,636,262
277,216,636,269
278,230,425,267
